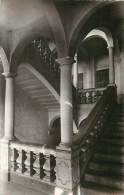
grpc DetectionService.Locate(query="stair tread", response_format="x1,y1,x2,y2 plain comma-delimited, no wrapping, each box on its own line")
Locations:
82,104,124,190
84,173,124,190
88,162,124,176
99,138,124,146
82,180,122,192
86,169,124,179
92,152,124,164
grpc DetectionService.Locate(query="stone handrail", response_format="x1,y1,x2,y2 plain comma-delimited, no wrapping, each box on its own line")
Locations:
73,85,117,177
9,141,56,184
78,87,106,104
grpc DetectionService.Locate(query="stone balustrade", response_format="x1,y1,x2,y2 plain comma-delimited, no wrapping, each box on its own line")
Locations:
78,87,106,104
73,85,117,178
32,38,60,76
10,142,56,184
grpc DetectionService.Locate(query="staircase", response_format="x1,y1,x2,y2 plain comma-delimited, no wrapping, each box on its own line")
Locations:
82,103,124,190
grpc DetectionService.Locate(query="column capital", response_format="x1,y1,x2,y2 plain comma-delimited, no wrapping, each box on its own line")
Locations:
56,56,75,67
2,72,16,78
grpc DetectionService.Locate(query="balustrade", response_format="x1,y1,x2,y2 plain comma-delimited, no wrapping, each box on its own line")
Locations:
78,88,105,104
10,142,56,184
74,85,117,178
31,38,60,77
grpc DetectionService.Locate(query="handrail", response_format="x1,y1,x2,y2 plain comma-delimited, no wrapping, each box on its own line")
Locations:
10,141,56,156
9,141,56,184
78,87,106,93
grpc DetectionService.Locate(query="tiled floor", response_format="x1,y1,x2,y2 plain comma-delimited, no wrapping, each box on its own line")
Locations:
0,182,124,195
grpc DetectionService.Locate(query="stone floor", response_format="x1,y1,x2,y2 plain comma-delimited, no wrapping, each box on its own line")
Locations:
0,182,124,195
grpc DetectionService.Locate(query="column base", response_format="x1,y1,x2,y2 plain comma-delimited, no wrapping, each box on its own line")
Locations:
56,144,80,191
0,136,18,182
0,139,10,182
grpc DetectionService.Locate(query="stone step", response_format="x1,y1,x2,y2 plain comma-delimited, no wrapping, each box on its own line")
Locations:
84,172,124,190
110,115,124,121
89,161,124,176
106,126,124,131
100,138,124,146
102,131,124,138
94,153,124,164
95,143,124,154
82,180,120,192
109,121,124,127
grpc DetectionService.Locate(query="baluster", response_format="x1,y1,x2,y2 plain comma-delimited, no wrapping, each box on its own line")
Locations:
50,155,56,182
10,148,18,172
43,153,51,182
32,152,45,179
82,92,86,104
23,150,31,176
43,153,56,183
16,149,23,174
32,152,40,178
92,91,97,103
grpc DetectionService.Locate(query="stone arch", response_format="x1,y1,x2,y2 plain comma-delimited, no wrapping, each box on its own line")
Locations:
84,28,113,48
69,1,120,56
49,115,60,130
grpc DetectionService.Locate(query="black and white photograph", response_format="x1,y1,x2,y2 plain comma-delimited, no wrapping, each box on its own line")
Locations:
0,0,124,194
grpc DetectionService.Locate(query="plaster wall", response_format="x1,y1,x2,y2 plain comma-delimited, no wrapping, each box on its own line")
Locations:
14,85,50,145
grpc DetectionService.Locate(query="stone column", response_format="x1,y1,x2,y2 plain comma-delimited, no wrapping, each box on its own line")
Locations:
2,72,15,140
56,57,80,191
0,72,16,182
108,46,115,84
56,56,74,146
73,54,78,89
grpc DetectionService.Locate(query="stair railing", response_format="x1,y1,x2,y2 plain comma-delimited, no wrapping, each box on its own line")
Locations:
73,85,117,178
78,87,106,104
9,141,56,185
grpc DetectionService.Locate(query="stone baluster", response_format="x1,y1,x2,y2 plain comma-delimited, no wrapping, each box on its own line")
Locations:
32,152,44,179
16,149,23,174
10,148,17,172
23,150,31,176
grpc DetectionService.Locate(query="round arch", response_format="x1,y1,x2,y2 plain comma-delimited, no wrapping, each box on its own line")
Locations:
49,115,60,130
84,28,113,48
69,1,120,56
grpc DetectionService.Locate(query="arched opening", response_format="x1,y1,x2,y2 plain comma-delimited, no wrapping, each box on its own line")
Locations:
49,117,61,145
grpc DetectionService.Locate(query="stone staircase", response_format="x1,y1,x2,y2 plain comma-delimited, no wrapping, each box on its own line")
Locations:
82,103,124,190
